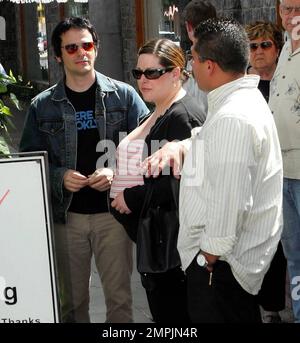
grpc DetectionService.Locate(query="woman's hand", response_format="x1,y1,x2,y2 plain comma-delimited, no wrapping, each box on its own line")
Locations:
111,191,132,214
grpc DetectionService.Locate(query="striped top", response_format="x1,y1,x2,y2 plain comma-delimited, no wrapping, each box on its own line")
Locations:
110,137,145,199
178,75,283,295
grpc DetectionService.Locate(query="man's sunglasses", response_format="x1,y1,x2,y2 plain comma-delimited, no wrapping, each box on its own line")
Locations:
132,67,174,80
250,41,273,52
61,42,95,54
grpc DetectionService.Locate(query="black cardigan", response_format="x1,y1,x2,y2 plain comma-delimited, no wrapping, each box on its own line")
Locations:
123,94,206,214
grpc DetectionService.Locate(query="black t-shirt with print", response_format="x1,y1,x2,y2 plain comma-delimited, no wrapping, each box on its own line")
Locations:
66,82,108,214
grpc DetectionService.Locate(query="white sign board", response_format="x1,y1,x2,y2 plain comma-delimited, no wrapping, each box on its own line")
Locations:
0,154,60,323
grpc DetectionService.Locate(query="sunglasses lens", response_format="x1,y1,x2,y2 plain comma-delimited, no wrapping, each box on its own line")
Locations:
261,41,272,49
132,67,173,80
82,42,94,51
65,44,78,54
132,69,143,79
144,69,161,80
64,42,94,54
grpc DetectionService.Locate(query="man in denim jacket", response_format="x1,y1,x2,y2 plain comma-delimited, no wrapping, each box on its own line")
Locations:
20,17,148,323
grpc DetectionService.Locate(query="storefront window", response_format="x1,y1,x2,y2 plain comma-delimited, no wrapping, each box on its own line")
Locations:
160,1,180,43
37,3,48,81
144,0,181,44
66,0,89,17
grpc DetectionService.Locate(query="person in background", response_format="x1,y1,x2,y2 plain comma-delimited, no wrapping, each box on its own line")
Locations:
111,38,206,322
269,0,300,323
246,21,283,101
20,17,149,323
181,0,217,114
142,18,283,323
246,20,287,323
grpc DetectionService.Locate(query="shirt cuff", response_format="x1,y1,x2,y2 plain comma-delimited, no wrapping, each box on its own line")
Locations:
199,229,237,256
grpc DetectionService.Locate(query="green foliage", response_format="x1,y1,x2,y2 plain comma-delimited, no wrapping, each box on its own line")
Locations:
0,70,22,155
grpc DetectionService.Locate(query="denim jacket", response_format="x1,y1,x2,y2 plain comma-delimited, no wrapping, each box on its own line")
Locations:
20,71,149,223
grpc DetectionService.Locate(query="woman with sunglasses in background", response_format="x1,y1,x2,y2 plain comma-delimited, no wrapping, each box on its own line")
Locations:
246,21,287,323
246,21,283,102
110,38,205,322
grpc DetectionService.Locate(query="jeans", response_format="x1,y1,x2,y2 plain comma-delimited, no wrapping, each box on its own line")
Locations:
282,178,300,323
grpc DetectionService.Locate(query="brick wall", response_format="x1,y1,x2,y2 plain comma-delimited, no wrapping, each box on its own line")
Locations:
210,0,277,24
180,0,278,52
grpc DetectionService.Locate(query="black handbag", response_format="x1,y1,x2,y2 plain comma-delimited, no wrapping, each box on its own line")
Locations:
136,177,181,273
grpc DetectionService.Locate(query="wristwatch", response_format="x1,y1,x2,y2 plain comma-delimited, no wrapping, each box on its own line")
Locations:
196,252,209,268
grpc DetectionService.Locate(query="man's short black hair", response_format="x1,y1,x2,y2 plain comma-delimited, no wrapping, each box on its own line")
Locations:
194,18,250,74
182,0,217,28
51,17,99,58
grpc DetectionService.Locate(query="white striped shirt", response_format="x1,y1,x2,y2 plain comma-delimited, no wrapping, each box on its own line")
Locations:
178,75,283,295
110,137,145,199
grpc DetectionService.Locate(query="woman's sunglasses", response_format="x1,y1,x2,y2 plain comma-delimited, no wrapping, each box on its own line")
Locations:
132,67,174,80
250,41,273,52
61,42,95,55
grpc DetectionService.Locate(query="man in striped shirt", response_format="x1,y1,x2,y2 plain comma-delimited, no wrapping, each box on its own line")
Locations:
143,18,283,323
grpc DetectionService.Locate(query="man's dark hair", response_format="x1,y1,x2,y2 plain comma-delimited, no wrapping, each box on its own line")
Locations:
182,0,217,28
194,18,250,74
51,17,99,58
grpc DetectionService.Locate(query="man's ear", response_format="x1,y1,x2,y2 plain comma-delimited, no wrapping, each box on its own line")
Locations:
185,21,193,34
186,21,195,42
55,56,62,64
206,60,215,75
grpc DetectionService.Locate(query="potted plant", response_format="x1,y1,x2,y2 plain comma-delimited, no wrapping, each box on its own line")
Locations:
0,71,22,155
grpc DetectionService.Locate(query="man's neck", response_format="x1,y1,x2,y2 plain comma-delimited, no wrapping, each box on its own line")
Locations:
65,71,96,92
211,72,245,91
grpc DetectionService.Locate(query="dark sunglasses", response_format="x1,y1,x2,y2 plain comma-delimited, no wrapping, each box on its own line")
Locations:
61,41,95,54
132,67,174,80
250,41,273,51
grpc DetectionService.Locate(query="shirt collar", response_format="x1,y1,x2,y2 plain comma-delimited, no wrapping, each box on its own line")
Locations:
206,75,260,120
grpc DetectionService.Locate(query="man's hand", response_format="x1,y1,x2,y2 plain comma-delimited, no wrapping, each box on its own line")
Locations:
202,251,219,273
111,191,132,214
141,141,185,178
88,168,114,192
63,170,89,192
